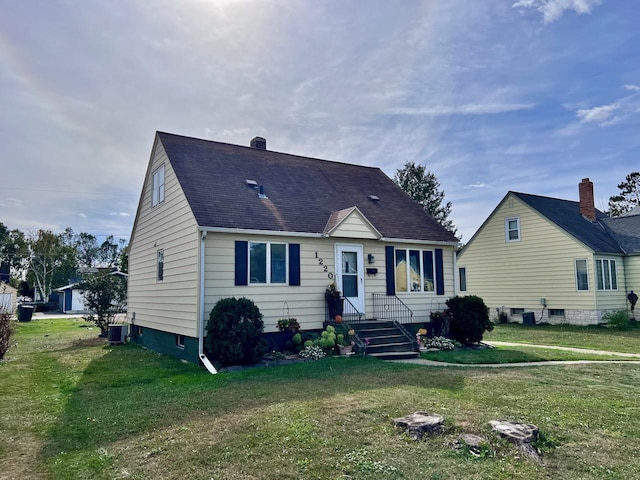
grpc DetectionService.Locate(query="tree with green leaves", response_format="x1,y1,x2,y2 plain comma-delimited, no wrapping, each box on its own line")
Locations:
80,271,127,336
394,161,457,236
0,222,28,285
26,230,77,302
608,171,640,217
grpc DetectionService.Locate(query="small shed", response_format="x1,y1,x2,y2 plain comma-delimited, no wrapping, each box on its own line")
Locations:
0,282,17,315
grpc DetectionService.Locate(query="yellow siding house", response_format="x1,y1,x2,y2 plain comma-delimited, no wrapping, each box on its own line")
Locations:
128,132,459,365
458,179,640,325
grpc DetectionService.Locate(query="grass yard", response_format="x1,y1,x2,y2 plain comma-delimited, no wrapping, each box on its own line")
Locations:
420,345,639,364
484,322,640,353
1,318,640,479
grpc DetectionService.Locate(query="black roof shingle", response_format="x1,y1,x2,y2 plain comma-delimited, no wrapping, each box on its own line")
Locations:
157,132,458,243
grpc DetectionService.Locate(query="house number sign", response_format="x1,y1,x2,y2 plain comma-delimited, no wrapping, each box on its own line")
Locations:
315,252,334,279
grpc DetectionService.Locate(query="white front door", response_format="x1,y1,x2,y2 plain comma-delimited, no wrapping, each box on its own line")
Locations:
335,244,365,314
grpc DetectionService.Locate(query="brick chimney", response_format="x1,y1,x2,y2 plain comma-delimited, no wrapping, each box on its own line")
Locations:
250,137,266,150
579,178,596,222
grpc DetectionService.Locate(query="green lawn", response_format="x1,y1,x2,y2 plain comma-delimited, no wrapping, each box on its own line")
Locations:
2,318,640,479
484,322,640,353
421,345,638,364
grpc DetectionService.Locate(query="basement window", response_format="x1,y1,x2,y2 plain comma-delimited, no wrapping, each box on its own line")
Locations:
549,309,565,318
510,308,525,315
176,334,185,349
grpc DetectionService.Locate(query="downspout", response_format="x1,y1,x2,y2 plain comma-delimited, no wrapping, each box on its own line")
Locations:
453,247,459,297
198,230,217,374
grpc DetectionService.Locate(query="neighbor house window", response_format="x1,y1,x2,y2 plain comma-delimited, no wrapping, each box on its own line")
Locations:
510,308,524,315
249,242,287,284
152,165,165,206
395,249,435,293
505,217,520,242
575,259,589,291
459,267,467,292
595,258,617,291
549,309,565,318
157,250,164,281
176,334,185,348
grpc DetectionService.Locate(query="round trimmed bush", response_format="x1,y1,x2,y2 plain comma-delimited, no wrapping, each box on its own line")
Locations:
205,297,266,367
445,295,493,344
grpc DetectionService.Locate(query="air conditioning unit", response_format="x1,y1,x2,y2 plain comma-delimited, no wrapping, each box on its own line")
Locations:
107,324,128,344
522,312,536,326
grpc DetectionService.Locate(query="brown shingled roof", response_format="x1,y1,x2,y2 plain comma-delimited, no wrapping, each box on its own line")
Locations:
157,132,458,243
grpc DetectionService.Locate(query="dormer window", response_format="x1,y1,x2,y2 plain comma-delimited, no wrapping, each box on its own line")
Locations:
152,165,165,207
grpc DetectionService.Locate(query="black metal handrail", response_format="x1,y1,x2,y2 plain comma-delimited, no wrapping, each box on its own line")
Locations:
325,296,363,324
372,293,413,325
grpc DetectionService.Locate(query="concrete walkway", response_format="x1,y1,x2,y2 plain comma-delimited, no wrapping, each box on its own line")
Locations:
393,341,640,368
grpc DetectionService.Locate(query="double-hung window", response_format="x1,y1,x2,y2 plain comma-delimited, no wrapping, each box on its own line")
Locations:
575,259,589,291
505,217,520,242
395,249,435,293
249,242,287,284
595,258,617,291
152,165,165,206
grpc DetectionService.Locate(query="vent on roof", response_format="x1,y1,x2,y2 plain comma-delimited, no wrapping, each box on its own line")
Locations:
245,179,258,188
250,137,266,150
258,185,268,199
368,195,380,202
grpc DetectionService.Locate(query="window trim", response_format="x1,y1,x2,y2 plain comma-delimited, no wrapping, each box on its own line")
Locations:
595,258,618,291
176,334,185,349
157,249,164,282
510,308,525,315
394,248,436,294
505,216,521,243
248,241,288,285
152,164,165,207
575,258,589,291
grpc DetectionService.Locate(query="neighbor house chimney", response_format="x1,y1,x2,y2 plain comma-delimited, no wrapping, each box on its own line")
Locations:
579,178,596,222
250,137,266,150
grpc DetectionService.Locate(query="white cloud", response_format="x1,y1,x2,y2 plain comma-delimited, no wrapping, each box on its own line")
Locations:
0,198,23,208
576,103,619,124
109,212,131,217
388,103,535,116
623,84,640,91
513,0,603,24
78,213,87,218
466,182,487,189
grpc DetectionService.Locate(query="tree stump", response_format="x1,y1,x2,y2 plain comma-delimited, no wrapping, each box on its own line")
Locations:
490,420,542,464
393,412,444,440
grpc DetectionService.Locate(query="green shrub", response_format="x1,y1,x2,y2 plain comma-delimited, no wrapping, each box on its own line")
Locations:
603,310,631,330
445,295,493,344
205,297,266,367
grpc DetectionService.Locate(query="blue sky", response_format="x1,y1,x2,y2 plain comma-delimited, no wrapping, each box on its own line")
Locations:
1,0,638,243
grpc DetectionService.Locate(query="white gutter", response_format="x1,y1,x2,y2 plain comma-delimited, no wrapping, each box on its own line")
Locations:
198,230,217,374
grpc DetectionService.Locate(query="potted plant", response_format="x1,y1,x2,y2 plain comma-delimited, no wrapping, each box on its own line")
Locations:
336,328,355,355
325,283,343,320
416,328,428,351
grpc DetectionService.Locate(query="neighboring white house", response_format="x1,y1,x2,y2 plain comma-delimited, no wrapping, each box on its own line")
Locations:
128,132,460,364
56,271,128,314
458,178,640,325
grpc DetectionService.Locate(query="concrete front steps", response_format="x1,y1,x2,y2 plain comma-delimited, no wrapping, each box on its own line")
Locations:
351,320,419,360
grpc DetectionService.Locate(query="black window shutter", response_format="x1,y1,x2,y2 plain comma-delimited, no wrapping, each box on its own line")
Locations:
289,244,301,286
385,246,395,295
435,248,445,295
235,241,248,286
